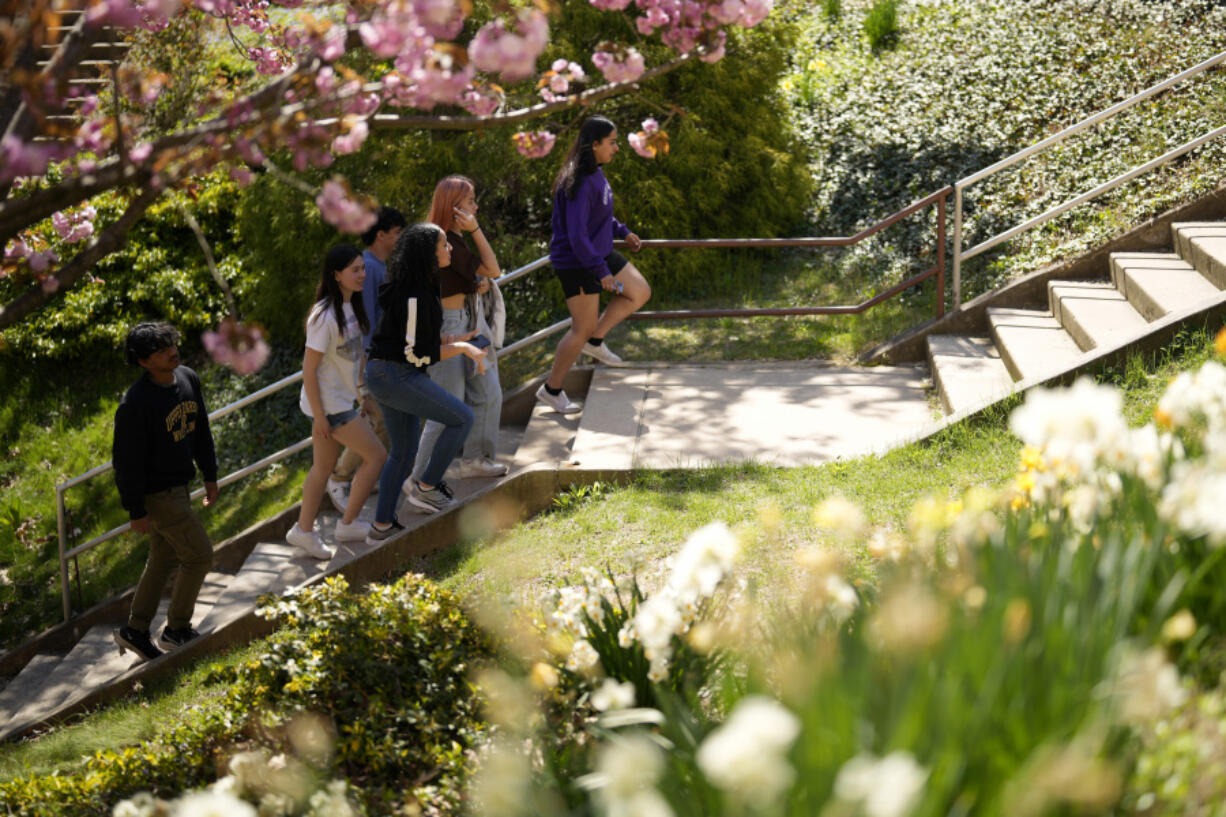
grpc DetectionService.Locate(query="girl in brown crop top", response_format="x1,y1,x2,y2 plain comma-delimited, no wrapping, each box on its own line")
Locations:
432,177,501,307
410,175,510,480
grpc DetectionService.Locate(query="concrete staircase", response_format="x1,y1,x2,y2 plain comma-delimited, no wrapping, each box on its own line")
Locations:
0,424,544,742
0,540,367,740
927,222,1226,415
30,5,130,142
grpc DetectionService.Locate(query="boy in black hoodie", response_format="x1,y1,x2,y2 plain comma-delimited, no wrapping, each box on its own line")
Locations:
112,322,219,662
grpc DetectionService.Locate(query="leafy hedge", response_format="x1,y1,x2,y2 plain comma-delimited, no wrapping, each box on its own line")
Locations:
0,573,494,816
787,0,1226,299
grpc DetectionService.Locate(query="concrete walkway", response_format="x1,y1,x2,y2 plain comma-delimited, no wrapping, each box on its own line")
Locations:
541,361,935,470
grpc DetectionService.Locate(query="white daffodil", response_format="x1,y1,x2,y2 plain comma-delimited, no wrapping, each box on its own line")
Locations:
696,696,801,802
833,751,928,817
591,678,636,712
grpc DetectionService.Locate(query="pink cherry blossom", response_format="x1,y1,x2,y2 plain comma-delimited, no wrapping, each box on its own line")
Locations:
460,85,502,116
229,166,255,187
592,47,646,83
332,118,370,155
250,47,291,76
51,207,97,243
130,142,153,162
28,249,58,273
316,179,377,233
87,0,181,31
642,117,659,134
203,317,271,375
0,135,57,183
699,30,727,62
628,131,652,158
738,0,773,27
469,10,549,83
707,0,744,25
590,0,632,9
413,0,466,39
511,130,556,159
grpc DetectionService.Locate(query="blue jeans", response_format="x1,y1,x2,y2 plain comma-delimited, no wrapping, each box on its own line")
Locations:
412,306,503,480
365,358,474,523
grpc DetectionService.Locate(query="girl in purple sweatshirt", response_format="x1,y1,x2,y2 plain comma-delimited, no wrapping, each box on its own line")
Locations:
537,115,652,414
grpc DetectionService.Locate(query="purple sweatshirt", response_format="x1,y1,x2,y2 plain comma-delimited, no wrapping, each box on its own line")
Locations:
549,168,630,279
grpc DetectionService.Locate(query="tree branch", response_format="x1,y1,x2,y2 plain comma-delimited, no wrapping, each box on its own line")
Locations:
366,49,703,132
0,185,161,330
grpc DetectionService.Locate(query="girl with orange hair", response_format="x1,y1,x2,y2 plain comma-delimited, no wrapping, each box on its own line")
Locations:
409,175,509,484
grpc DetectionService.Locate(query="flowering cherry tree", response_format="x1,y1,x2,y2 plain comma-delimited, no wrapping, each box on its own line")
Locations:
0,0,774,370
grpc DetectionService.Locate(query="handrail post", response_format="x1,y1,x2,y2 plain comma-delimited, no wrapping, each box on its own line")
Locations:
952,184,963,309
935,189,947,318
55,484,71,623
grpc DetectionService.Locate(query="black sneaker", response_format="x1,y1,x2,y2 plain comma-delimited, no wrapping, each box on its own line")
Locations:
365,518,406,545
157,625,200,651
114,626,163,663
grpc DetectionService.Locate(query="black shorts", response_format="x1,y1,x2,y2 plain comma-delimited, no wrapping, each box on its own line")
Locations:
555,251,630,298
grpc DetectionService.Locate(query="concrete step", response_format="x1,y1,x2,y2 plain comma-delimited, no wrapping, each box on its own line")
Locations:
1109,252,1222,321
1173,222,1226,288
0,654,64,728
1048,280,1150,351
926,335,1016,415
0,627,134,733
570,369,650,470
196,542,304,634
987,307,1084,382
513,399,584,467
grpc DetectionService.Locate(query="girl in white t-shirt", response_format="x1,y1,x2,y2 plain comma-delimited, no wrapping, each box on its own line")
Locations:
287,244,387,558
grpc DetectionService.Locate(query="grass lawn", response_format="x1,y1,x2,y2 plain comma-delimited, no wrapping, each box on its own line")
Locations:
3,324,1216,783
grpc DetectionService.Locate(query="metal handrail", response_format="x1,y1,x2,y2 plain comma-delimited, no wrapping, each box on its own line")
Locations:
951,50,1226,306
54,189,952,623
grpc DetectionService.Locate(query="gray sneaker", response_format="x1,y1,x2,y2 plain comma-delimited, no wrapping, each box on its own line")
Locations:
408,480,457,513
365,518,406,545
582,341,626,366
535,384,581,414
457,457,509,478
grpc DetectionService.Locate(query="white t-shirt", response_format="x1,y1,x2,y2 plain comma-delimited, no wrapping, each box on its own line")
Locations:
299,300,363,418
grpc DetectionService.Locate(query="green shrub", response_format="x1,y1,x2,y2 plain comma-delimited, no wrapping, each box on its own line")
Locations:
0,573,494,815
823,0,842,22
863,0,899,50
232,573,496,813
0,172,242,363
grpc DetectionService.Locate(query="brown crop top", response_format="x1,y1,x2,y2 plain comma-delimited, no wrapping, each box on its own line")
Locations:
439,230,483,298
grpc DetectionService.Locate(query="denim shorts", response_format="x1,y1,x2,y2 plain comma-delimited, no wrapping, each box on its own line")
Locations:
325,408,361,429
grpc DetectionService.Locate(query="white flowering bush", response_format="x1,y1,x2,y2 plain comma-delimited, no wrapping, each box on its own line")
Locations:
542,522,742,705
471,340,1226,817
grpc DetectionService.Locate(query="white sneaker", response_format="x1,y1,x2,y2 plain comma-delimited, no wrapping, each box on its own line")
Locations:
286,523,334,560
457,457,509,478
325,478,349,514
334,519,371,541
582,341,626,366
535,384,581,414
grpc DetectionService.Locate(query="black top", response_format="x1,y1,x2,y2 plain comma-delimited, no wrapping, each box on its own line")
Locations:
367,275,443,368
112,366,219,519
439,230,482,298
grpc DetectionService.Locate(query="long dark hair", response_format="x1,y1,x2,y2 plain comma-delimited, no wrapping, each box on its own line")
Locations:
552,115,617,200
385,222,443,295
311,243,369,336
